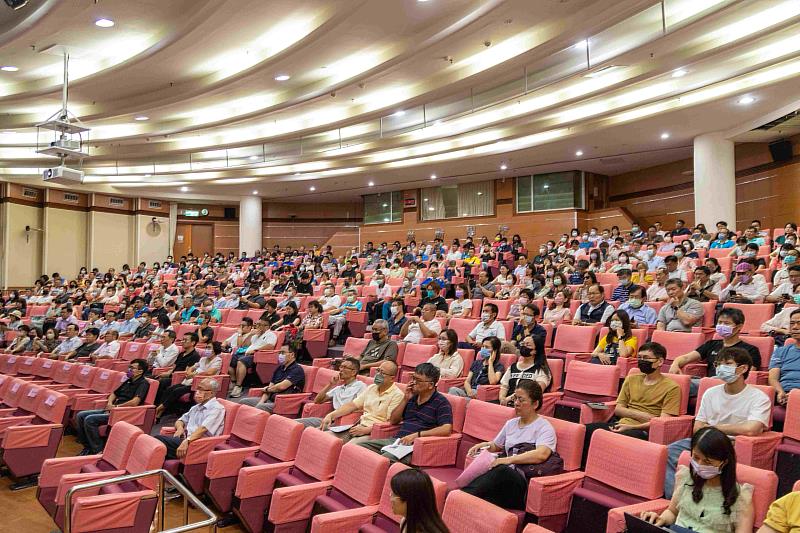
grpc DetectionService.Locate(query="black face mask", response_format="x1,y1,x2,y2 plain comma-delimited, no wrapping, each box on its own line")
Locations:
637,359,657,374
519,346,533,357
371,331,382,342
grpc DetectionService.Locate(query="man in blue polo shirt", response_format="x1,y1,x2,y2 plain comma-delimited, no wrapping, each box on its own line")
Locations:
769,308,800,406
236,345,305,412
358,362,453,464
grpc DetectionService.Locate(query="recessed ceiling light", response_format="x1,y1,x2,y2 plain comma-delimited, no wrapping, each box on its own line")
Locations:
95,18,115,28
134,116,149,121
392,110,405,117
575,150,584,157
462,213,468,216
248,155,259,161
738,95,756,105
274,74,290,81
252,190,258,195
382,203,388,207
430,174,437,179
383,218,390,222
428,207,435,211
477,192,483,196
500,164,508,170
543,184,550,189
180,186,189,192
423,198,428,202
144,173,152,177
660,132,670,140
368,181,375,186
0,66,19,72
309,186,316,191
672,68,687,78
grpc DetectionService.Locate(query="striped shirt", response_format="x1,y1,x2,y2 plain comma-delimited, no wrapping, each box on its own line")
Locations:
397,390,453,438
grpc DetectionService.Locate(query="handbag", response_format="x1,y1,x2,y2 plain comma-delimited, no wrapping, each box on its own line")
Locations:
505,442,564,479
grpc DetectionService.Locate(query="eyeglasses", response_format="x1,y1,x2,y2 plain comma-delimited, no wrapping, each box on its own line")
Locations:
408,378,433,384
511,396,530,404
339,365,357,372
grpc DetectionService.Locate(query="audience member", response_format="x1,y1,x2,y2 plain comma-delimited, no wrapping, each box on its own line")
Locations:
154,378,225,460
389,469,450,533
236,345,305,412
768,309,800,406
656,279,703,332
499,335,551,405
590,310,638,365
448,336,504,398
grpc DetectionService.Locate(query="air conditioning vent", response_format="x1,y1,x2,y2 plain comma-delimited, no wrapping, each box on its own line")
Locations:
109,197,125,207
22,187,38,199
63,193,79,202
148,200,161,209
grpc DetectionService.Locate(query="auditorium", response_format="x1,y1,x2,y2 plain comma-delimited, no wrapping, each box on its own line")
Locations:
1,0,800,532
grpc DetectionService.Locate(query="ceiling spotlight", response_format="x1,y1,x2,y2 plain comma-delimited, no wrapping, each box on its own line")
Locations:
383,218,390,222
430,174,437,180
477,192,483,196
134,116,149,121
500,164,508,170
180,186,189,192
423,198,428,202
0,65,19,72
95,18,115,27
309,186,316,191
575,150,584,157
248,155,259,161
382,203,388,207
274,74,290,81
737,95,756,105
660,132,670,140
368,181,375,186
428,207,435,211
252,190,258,195
671,68,687,78
543,184,550,189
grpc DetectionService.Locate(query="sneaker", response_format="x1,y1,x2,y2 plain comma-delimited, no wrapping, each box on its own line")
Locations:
229,385,242,398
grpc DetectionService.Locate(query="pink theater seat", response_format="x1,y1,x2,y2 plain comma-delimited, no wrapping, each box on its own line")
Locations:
160,399,240,494
302,315,331,359
310,463,447,533
547,324,600,363
224,309,247,326
207,414,304,516
38,421,142,518
311,336,371,369
649,330,705,364
96,378,160,438
398,344,437,383
722,303,775,335
775,389,800,496
484,299,512,320
69,490,158,533
248,365,320,418
268,442,391,531
233,427,342,533
552,361,619,423
443,490,518,533
449,318,480,343
252,329,287,383
436,349,476,394
476,359,563,416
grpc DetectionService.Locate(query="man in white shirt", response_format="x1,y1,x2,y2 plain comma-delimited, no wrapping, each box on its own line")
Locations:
663,347,770,497
222,317,255,351
318,284,341,313
229,319,277,398
664,256,688,282
766,265,800,304
91,330,122,363
154,378,225,460
463,302,506,349
148,330,180,370
719,261,769,304
51,324,84,360
400,303,442,344
295,357,366,428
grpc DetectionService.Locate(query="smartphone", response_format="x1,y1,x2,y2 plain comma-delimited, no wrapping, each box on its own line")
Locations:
586,402,609,410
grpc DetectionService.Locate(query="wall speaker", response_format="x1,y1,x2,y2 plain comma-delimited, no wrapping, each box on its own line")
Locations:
769,139,793,163
224,207,236,219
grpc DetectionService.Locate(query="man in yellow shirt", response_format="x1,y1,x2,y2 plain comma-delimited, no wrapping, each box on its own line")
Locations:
579,342,680,468
760,491,800,532
319,360,404,445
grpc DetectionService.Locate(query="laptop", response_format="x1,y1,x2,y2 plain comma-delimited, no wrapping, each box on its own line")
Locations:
624,513,673,533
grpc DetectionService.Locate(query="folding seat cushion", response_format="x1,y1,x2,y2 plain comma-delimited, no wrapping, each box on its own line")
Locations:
233,426,342,533
442,490,518,533
267,442,391,531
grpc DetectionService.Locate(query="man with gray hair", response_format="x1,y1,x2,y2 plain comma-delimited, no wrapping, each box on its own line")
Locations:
154,377,225,460
328,287,363,345
351,319,398,374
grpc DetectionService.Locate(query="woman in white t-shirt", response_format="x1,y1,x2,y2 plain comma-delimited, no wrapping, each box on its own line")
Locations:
447,284,473,319
463,380,558,510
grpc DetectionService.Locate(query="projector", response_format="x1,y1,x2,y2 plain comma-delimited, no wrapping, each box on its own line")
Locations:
43,166,84,185
50,138,80,151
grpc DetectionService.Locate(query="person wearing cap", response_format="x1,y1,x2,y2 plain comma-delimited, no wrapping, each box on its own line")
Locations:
420,281,448,315
6,310,23,330
719,261,768,304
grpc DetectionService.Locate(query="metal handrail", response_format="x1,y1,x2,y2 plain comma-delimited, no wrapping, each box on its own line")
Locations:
64,468,217,533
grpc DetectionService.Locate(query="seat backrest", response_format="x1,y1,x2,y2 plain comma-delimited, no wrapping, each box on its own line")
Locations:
91,369,124,394
4,378,30,408
332,441,391,506
104,421,144,470
377,463,448,522
484,299,511,320
18,383,43,413
740,335,775,369
312,368,339,395
696,378,775,428
722,303,775,335
548,358,564,391
32,357,55,378
121,342,146,361
224,309,246,326
443,392,467,433
552,324,598,353
649,330,704,361
784,389,800,441
455,349,476,378
676,451,777,528
459,401,514,469
627,369,691,415
294,427,343,481
261,414,304,460
230,405,269,444
214,326,238,342
0,374,13,399
343,337,370,356
35,389,68,424
124,434,167,489
586,429,667,500
17,356,36,375
298,365,319,393
217,399,241,434
443,490,518,533
71,490,157,533
73,365,98,389
401,343,437,371
541,415,585,472
563,361,620,396
449,318,479,342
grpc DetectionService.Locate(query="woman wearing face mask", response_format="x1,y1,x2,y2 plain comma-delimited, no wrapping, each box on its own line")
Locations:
493,264,512,286
499,335,552,406
573,271,597,304
543,289,572,326
447,284,473,319
511,304,546,347
608,253,630,273
495,274,517,300
32,327,60,354
428,329,464,379
588,250,606,273
386,298,407,336
641,426,754,532
448,336,503,399
389,469,449,533
591,310,637,365
536,272,567,300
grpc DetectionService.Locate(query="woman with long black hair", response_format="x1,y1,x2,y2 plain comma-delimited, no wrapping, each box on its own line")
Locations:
390,469,449,533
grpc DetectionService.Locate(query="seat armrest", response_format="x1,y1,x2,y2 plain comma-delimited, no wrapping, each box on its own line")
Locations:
309,505,379,533
159,426,176,436
170,371,187,385
410,435,461,467
526,471,586,517
734,431,783,470
72,393,110,411
272,393,312,417
4,423,61,449
205,446,259,479
681,363,706,378
253,350,280,364
564,352,593,371
183,435,231,465
370,422,400,439
539,392,563,417
436,378,465,393
647,415,694,445
108,405,154,427
0,414,35,435
39,454,104,488
55,470,126,505
268,481,334,524
151,367,173,377
579,401,617,425
475,385,500,402
301,402,333,419
606,499,671,533
311,358,333,369
234,461,294,499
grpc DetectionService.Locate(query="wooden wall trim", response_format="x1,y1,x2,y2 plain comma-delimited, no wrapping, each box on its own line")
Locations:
43,203,89,212
0,197,43,208
608,181,693,203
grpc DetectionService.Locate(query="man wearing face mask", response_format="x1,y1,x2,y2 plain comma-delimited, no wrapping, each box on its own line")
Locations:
719,261,768,304
618,285,657,327
353,319,398,374
295,357,366,428
462,303,506,349
76,358,150,455
580,342,679,468
229,320,277,398
664,347,770,497
237,346,305,412
767,265,800,306
420,281,448,314
630,224,645,240
400,303,442,344
328,288,363,345
510,304,546,347
155,378,225,460
611,269,633,302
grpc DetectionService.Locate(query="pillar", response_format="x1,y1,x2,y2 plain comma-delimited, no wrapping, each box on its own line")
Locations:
693,132,736,229
239,196,262,256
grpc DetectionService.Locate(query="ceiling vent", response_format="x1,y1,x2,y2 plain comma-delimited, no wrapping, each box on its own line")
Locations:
63,192,79,202
109,197,125,207
148,200,161,209
22,187,38,199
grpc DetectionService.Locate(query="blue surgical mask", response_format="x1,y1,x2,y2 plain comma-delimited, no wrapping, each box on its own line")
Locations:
479,348,491,360
715,363,738,383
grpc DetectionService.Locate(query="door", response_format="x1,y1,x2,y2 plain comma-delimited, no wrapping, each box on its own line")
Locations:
173,223,192,258
191,224,214,257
